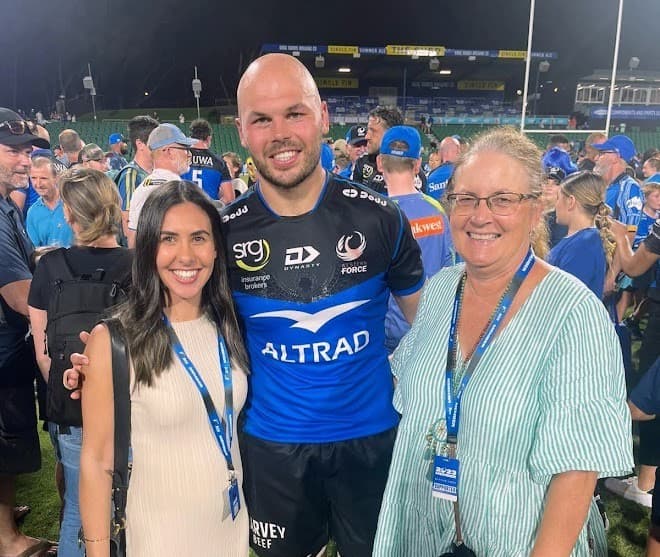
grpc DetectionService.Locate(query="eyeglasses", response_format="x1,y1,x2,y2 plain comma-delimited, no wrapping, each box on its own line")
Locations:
168,146,192,159
0,120,36,135
446,192,539,216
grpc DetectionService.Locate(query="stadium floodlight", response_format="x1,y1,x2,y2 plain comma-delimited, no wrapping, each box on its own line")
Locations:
439,69,452,75
192,66,202,120
338,67,351,73
521,0,623,137
315,55,325,69
532,60,550,116
82,63,97,121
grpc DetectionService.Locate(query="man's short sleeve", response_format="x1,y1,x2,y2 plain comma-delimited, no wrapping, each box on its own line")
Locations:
630,357,660,416
387,207,424,296
216,156,232,183
25,205,40,246
27,254,51,310
117,167,137,211
0,216,32,289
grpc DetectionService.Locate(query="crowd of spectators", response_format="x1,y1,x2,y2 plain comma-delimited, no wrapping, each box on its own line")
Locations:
1,60,660,555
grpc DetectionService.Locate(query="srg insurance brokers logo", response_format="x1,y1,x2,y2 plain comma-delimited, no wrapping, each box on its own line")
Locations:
233,239,271,272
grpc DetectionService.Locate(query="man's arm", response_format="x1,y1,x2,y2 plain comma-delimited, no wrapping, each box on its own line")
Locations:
28,306,50,380
628,400,656,421
611,218,660,276
0,279,31,317
394,290,421,325
219,180,235,204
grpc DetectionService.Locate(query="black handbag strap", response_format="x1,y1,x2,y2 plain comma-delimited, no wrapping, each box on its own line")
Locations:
104,317,130,554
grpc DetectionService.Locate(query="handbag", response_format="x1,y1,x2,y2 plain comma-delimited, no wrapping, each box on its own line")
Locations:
80,318,131,557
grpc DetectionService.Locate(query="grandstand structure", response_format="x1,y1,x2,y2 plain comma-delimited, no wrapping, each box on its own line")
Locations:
574,69,660,129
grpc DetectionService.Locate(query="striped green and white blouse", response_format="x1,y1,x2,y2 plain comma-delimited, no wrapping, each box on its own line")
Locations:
373,264,633,557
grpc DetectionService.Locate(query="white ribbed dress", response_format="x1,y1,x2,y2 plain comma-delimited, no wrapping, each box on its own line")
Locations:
373,265,633,557
126,315,249,557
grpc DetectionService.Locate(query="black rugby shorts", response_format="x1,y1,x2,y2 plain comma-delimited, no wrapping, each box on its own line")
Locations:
241,427,396,557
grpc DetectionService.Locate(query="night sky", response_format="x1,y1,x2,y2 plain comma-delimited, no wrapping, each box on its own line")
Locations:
1,0,659,114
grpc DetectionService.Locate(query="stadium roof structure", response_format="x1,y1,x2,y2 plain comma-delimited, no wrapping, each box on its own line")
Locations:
578,69,660,84
260,43,559,100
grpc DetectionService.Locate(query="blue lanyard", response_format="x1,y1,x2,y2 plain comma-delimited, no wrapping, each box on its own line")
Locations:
165,316,235,473
445,250,535,445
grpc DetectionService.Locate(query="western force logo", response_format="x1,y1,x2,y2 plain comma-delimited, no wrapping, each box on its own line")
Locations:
336,231,366,262
284,246,320,267
233,239,270,272
363,164,374,178
251,300,369,333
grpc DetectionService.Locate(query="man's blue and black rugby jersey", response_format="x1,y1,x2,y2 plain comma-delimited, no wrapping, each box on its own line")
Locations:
181,147,232,202
221,173,424,443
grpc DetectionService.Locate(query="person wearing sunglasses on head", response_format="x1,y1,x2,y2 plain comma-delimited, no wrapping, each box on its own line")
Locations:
0,107,58,557
126,123,196,249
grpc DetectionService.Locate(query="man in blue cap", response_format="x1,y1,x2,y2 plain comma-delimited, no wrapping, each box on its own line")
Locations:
592,134,643,240
107,132,128,173
377,125,454,353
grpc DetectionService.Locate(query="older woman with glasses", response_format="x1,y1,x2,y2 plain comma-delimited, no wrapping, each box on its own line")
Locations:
373,128,633,557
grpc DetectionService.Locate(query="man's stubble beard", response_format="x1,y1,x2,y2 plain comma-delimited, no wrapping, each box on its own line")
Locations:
253,139,322,191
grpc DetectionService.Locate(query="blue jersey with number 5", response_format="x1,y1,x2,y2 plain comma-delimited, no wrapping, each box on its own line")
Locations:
181,147,232,201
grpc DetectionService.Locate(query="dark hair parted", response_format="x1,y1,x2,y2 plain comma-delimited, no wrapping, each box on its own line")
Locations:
127,115,159,151
368,106,403,130
116,180,248,387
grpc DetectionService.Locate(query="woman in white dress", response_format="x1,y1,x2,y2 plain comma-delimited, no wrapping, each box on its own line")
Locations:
78,180,250,557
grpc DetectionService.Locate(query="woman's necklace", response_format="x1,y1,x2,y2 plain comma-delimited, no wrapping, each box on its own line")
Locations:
422,266,526,480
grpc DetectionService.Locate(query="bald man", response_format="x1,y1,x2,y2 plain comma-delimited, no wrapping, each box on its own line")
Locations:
426,135,460,201
225,53,424,557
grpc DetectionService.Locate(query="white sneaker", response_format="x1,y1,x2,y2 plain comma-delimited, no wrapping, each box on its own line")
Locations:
604,476,652,508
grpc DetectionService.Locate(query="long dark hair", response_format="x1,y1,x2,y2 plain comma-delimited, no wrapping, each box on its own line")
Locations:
117,180,249,386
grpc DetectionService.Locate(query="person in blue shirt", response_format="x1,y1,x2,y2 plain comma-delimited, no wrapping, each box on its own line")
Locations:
541,146,578,248
593,134,644,320
180,118,234,205
377,125,455,353
548,171,614,299
106,133,128,173
593,134,643,237
606,356,660,553
426,135,460,201
26,156,73,247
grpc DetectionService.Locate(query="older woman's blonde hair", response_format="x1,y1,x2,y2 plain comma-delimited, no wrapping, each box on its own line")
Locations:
448,127,549,259
59,168,122,245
